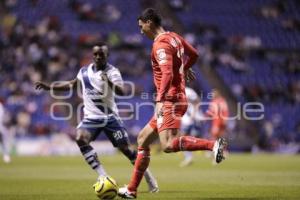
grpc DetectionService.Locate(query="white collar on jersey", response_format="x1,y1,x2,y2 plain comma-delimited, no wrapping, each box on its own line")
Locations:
91,63,110,73
154,31,170,41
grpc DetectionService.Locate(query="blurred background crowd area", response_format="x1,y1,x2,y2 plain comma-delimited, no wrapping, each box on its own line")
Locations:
0,0,300,153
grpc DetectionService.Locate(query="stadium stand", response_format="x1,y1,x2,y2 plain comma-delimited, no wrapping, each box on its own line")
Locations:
0,0,299,152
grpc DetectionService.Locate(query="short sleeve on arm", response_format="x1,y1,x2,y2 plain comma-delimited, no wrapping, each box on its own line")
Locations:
108,68,124,87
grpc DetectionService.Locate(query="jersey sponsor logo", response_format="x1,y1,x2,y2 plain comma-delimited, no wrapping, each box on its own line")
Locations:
156,49,167,64
170,38,178,47
85,88,103,99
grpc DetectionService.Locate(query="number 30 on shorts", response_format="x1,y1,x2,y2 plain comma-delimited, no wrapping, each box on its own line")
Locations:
113,130,124,140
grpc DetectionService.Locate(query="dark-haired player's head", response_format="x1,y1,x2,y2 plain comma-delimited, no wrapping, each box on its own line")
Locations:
137,8,162,39
93,43,108,68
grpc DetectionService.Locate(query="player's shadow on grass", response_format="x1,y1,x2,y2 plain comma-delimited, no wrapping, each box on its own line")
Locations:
144,191,260,200
140,191,263,200
191,198,259,200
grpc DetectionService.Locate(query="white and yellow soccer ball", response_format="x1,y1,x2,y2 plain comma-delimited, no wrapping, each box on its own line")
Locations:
93,176,118,200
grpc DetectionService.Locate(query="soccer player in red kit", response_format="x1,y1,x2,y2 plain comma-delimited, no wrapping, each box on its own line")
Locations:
118,8,227,199
206,89,229,139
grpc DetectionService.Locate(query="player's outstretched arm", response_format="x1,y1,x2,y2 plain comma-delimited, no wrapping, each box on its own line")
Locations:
35,79,78,91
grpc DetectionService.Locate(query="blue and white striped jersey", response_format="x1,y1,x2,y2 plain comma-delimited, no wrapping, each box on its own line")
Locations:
76,63,123,119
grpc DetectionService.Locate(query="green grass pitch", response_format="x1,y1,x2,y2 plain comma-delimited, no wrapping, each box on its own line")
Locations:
0,153,300,200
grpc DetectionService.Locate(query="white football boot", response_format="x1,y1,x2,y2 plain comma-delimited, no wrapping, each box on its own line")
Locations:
118,186,137,199
213,138,227,163
3,154,11,163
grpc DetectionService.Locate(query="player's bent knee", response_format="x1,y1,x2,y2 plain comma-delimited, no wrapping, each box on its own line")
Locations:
75,130,90,145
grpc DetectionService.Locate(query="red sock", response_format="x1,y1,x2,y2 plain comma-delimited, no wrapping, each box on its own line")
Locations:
128,147,150,192
172,136,215,152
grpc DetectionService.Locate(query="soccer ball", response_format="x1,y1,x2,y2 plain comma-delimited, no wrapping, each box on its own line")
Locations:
93,176,118,199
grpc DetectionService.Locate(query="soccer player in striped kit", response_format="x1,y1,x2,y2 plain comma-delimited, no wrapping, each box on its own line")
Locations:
35,43,158,192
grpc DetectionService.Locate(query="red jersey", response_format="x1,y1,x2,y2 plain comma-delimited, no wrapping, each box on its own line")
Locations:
207,96,229,124
151,32,198,102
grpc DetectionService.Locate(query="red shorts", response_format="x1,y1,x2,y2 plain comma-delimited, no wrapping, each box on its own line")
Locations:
149,101,188,133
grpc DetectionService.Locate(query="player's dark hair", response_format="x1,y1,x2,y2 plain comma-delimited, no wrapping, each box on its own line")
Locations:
138,8,162,26
94,42,107,48
93,42,109,56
